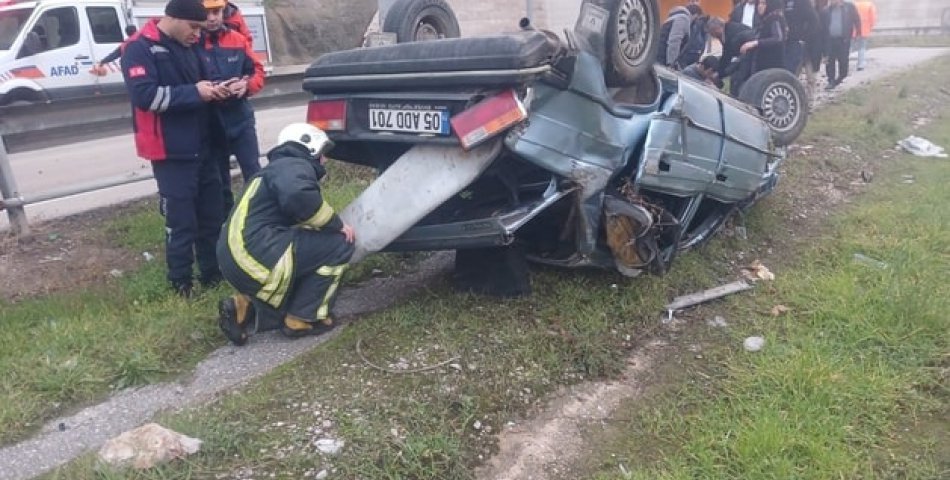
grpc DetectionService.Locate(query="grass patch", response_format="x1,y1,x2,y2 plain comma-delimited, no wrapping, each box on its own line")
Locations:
0,162,381,445
581,60,950,479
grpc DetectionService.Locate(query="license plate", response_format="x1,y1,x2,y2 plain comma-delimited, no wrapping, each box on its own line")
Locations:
368,108,450,135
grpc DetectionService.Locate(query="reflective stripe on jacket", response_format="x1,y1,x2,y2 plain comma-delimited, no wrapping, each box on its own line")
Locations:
121,19,209,161
219,142,344,307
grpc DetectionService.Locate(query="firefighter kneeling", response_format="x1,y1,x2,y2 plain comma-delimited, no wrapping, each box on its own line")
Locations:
216,123,356,345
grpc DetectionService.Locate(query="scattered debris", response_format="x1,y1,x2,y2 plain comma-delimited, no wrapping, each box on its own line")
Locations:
852,253,889,270
98,423,201,470
142,252,155,262
315,470,329,480
741,260,776,282
706,316,729,328
314,438,344,456
770,305,792,317
735,225,748,240
743,336,766,352
356,338,460,375
897,136,947,158
901,174,916,184
665,280,753,316
860,170,874,183
109,269,124,278
473,420,483,430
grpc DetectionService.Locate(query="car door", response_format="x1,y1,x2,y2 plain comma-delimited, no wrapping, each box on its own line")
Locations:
84,3,126,96
14,5,94,101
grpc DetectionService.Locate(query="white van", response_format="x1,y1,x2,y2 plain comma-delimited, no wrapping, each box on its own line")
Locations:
0,0,271,106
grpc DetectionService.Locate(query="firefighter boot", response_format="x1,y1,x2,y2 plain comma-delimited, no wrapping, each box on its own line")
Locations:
218,294,255,346
281,314,336,339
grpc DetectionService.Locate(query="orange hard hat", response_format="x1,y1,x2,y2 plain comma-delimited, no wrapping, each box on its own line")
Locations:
203,0,226,9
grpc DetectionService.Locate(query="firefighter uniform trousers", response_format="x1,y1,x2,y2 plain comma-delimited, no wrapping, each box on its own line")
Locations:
217,181,354,330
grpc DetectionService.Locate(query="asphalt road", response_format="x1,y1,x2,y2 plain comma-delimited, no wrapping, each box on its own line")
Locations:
0,104,305,232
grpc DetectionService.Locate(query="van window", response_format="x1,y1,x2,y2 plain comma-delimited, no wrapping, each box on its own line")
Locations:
27,7,80,53
86,7,123,44
0,7,34,51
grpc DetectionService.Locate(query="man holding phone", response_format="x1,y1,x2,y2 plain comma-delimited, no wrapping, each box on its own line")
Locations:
122,0,233,297
201,0,265,213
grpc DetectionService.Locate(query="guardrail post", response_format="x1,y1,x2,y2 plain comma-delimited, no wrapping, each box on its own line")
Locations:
0,135,30,237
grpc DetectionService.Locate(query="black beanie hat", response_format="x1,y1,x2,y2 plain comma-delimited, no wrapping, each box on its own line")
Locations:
164,0,207,22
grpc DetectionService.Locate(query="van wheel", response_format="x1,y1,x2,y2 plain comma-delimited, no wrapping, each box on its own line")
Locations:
0,87,45,107
604,0,660,87
382,0,461,43
738,68,808,146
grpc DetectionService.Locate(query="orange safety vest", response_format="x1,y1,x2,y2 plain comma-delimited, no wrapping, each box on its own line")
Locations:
853,1,877,37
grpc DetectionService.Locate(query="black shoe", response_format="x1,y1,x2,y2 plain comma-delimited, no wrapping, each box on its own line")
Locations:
218,296,252,346
281,316,336,339
200,271,224,289
173,281,193,299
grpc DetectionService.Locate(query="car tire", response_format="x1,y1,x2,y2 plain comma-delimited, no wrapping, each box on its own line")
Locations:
603,0,660,87
382,0,461,43
738,68,809,146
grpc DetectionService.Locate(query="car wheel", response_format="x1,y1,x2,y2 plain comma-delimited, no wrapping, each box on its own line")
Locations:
382,0,461,43
604,0,660,87
738,68,808,146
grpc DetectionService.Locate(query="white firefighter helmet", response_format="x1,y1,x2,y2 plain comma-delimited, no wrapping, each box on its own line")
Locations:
276,123,334,157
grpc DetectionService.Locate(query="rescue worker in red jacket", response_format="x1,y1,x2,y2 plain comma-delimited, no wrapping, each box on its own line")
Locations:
121,0,233,297
201,0,265,212
217,124,356,345
224,1,252,44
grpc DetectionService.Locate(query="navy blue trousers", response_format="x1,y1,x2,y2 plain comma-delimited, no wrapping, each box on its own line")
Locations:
151,155,225,287
215,123,262,214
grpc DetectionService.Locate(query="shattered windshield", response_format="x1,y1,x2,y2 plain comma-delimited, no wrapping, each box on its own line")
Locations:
0,8,34,51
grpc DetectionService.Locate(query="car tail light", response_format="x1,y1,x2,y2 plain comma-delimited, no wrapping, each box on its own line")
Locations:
307,99,347,131
451,89,527,150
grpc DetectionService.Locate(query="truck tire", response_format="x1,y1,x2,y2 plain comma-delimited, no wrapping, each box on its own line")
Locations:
738,68,808,146
382,0,461,43
604,0,660,87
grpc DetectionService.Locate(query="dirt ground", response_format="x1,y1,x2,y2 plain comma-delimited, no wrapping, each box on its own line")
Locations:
0,203,146,304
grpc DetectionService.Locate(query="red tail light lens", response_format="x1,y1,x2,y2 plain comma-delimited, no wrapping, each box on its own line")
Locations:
307,100,347,131
450,89,527,150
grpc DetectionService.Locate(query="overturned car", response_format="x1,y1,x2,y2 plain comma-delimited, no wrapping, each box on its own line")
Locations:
302,0,808,294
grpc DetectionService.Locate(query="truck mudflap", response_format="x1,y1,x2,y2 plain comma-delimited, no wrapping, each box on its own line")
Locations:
340,139,503,263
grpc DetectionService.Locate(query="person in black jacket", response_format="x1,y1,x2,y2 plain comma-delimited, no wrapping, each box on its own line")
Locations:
745,0,787,72
216,123,356,346
731,0,760,28
95,25,138,71
707,17,757,96
784,0,818,73
820,0,861,89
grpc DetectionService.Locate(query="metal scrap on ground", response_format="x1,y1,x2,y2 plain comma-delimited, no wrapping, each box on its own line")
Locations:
665,280,753,313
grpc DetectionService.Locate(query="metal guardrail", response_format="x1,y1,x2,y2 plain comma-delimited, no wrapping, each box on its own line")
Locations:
0,135,30,236
0,72,308,154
